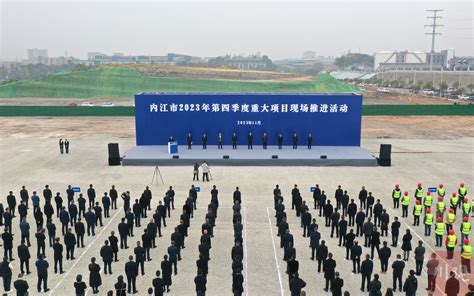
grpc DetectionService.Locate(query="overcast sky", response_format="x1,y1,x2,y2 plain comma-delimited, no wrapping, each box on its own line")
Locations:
0,0,472,61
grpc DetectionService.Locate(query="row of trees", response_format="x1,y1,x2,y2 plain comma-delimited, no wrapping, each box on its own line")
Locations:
334,53,374,70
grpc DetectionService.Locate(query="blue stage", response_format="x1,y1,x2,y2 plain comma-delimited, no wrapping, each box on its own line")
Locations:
122,145,377,166
123,92,376,166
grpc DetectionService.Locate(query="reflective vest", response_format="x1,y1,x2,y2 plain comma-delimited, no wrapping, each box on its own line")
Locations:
393,189,401,199
459,187,467,197
462,222,471,235
435,222,445,235
447,213,456,224
463,203,471,214
416,188,424,199
424,213,433,225
402,195,410,206
424,195,433,207
438,188,445,197
437,202,445,212
451,197,459,207
447,235,457,248
414,205,422,216
462,244,472,259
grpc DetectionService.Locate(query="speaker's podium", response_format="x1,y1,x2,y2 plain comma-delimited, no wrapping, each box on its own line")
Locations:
167,142,178,154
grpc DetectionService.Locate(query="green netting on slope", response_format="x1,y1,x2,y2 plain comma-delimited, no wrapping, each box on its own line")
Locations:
0,67,359,98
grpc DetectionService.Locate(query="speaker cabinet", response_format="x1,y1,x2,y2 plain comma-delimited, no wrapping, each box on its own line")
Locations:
378,144,392,166
108,143,121,166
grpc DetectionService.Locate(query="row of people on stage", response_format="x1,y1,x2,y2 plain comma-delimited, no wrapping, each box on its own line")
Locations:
168,132,315,149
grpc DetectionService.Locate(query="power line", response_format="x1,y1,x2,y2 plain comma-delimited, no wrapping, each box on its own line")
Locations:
425,9,443,70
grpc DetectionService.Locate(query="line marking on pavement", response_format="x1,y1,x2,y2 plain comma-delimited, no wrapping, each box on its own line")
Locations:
49,207,123,296
243,206,249,296
266,207,285,296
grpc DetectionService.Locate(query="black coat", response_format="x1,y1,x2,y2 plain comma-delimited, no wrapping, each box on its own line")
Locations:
323,258,336,279
88,262,102,287
332,277,344,296
17,244,31,260
361,259,374,276
75,222,85,235
125,260,138,277
379,246,391,260
152,277,165,296
134,246,146,262
100,245,114,262
161,260,172,285
53,242,63,259
194,274,207,292
64,232,76,247
392,260,405,276
109,235,119,252
403,275,418,294
316,244,328,260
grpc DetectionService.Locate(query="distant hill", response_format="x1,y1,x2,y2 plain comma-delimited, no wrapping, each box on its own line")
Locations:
0,66,359,98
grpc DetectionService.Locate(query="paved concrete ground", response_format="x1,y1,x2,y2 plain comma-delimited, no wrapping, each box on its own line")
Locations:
0,136,472,296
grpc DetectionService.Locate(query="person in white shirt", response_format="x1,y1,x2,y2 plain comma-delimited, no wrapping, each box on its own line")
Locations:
201,161,210,182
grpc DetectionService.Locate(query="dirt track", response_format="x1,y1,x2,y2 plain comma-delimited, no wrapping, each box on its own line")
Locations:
1,116,473,140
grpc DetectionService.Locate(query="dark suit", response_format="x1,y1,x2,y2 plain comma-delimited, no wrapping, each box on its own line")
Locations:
18,244,31,274
35,258,49,292
125,260,138,293
247,133,253,149
360,258,373,291
292,135,298,149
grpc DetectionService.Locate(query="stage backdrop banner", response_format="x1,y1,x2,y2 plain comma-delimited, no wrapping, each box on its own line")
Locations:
135,93,363,146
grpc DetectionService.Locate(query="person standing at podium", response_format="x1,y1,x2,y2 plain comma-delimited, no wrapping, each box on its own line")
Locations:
187,133,193,149
307,133,313,149
202,133,208,149
232,132,238,149
262,133,268,149
247,132,253,150
292,133,298,149
168,136,174,143
217,133,223,149
277,134,283,149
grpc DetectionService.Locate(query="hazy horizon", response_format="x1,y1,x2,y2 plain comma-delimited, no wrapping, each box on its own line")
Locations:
1,0,472,61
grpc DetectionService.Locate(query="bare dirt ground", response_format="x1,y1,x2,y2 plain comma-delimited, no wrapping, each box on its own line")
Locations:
362,89,465,105
1,116,473,140
106,64,309,81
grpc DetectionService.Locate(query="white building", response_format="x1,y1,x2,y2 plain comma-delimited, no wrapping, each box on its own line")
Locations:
302,51,317,60
27,48,48,64
374,51,427,71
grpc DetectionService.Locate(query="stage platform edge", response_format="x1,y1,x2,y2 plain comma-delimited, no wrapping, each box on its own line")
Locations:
121,145,378,167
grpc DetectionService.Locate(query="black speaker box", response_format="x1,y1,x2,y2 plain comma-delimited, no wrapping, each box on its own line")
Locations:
223,155,229,159
378,144,392,166
272,155,278,159
108,143,121,166
172,155,179,159
320,155,327,159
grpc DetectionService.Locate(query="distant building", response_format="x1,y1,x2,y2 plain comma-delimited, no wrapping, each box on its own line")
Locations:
86,52,201,65
27,48,48,64
374,50,450,72
87,52,106,60
302,51,317,60
448,56,474,71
